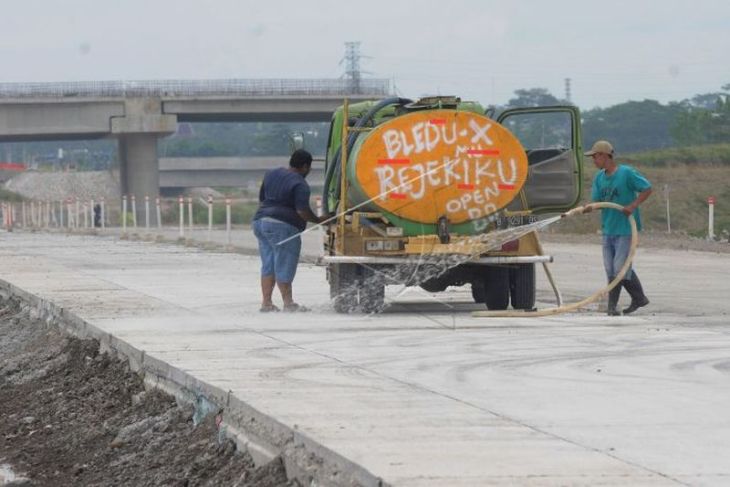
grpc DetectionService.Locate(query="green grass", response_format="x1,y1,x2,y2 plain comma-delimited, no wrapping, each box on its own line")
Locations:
552,161,730,238
554,143,730,237
623,143,730,166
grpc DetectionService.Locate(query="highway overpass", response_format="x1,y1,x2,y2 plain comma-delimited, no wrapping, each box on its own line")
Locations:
0,79,389,221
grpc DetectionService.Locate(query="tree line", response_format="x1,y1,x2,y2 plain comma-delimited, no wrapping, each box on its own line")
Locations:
502,85,730,154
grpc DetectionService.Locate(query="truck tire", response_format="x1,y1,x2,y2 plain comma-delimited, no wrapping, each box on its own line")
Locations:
329,264,359,313
471,281,486,303
483,266,510,310
509,264,536,310
360,265,385,313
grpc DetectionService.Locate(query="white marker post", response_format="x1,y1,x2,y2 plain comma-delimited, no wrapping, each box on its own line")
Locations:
100,197,105,229
75,198,80,229
66,198,72,229
83,201,88,228
122,195,128,235
315,196,323,217
131,195,137,229
708,196,716,240
225,198,232,246
207,195,213,242
187,197,193,234
178,196,184,238
144,195,150,232
88,199,94,229
155,197,162,230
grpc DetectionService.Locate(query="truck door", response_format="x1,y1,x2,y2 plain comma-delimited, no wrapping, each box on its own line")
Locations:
496,106,583,214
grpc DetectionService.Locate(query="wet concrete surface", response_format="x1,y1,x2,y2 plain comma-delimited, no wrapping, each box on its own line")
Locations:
1,228,729,485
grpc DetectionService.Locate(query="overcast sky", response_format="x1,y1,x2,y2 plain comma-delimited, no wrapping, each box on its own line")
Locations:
2,0,728,108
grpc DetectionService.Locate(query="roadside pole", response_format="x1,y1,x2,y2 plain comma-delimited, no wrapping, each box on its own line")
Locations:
156,197,162,230
131,195,137,229
145,196,150,233
225,198,231,247
207,195,213,242
187,197,193,235
707,196,716,240
122,195,127,235
178,196,184,239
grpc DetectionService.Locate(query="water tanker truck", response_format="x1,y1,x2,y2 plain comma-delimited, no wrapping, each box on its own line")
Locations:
321,96,582,313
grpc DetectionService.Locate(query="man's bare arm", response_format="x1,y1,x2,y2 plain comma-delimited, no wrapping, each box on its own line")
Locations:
622,188,652,216
297,208,329,225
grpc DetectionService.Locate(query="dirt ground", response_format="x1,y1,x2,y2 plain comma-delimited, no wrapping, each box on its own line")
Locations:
0,296,297,487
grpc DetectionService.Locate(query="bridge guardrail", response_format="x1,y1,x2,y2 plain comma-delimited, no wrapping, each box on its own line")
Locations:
0,79,391,98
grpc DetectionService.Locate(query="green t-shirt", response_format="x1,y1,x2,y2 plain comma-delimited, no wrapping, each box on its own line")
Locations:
591,165,652,235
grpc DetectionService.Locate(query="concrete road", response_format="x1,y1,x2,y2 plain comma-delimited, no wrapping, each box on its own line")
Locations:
1,229,729,486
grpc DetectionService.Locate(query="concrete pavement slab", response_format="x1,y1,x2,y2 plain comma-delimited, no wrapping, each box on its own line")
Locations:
1,229,730,485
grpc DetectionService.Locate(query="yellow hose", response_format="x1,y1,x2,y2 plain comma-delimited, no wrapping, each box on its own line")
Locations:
472,202,637,318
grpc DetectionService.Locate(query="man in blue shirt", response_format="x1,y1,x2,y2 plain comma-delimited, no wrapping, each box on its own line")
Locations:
585,140,653,316
253,149,327,312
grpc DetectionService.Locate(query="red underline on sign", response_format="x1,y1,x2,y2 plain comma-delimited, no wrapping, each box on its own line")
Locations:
467,149,500,155
498,184,515,190
429,118,447,125
390,193,408,200
457,183,475,190
378,158,410,165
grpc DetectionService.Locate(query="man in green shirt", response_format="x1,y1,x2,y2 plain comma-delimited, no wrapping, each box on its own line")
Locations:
585,140,653,316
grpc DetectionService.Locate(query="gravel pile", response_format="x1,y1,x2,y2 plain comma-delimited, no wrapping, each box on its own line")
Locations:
2,171,121,202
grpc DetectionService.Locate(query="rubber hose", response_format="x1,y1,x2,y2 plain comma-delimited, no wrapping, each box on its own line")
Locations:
472,201,638,318
323,97,412,212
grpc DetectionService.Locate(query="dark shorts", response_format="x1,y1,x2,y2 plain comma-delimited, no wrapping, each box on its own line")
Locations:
253,218,302,283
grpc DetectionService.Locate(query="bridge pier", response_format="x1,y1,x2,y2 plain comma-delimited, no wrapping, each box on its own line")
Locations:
118,135,161,225
111,99,177,226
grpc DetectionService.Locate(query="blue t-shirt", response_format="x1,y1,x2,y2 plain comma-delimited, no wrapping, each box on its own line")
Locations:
254,167,311,231
591,165,652,235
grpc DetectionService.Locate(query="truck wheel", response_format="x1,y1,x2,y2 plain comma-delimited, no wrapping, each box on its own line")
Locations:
509,264,536,310
329,264,359,313
484,266,510,310
471,281,485,303
360,266,385,313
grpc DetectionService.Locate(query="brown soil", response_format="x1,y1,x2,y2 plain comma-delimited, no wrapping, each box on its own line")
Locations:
0,296,296,487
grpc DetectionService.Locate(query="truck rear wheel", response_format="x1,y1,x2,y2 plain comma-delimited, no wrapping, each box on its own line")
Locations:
329,264,359,313
483,266,510,310
471,281,485,303
509,264,536,310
